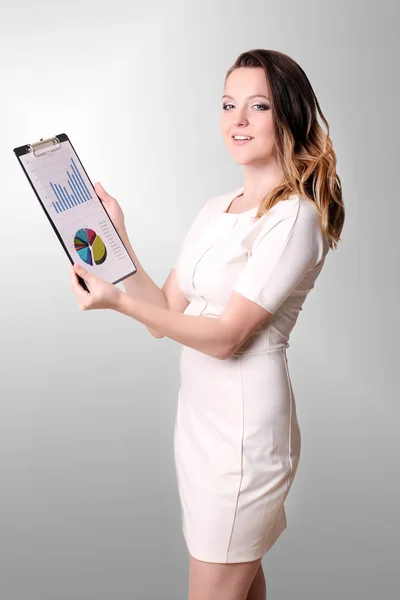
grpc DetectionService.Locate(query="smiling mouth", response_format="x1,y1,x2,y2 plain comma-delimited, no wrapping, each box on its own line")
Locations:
232,136,254,145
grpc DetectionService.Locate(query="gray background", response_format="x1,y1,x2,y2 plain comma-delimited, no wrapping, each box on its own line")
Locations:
1,0,398,598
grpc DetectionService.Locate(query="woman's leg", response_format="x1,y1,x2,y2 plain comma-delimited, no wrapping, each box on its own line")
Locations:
188,554,262,600
246,563,267,600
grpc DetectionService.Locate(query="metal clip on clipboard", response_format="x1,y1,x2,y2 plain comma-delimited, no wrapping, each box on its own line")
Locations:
27,136,62,157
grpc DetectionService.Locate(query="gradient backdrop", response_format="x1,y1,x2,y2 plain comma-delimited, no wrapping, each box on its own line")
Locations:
1,0,398,598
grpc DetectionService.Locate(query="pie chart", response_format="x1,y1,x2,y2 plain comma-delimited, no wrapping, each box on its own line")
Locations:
74,228,107,266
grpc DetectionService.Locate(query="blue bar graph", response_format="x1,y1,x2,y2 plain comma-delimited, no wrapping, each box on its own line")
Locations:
51,157,92,214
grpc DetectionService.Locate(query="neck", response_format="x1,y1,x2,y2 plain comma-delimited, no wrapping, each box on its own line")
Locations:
242,159,284,201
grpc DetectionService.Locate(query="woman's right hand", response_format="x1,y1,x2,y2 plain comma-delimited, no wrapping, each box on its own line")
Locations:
94,182,126,235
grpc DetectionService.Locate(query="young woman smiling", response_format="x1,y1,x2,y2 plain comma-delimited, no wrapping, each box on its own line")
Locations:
70,48,345,600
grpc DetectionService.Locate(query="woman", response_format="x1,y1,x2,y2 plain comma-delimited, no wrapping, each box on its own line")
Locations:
70,49,345,600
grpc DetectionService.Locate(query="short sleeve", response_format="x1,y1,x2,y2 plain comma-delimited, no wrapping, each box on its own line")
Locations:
232,200,324,314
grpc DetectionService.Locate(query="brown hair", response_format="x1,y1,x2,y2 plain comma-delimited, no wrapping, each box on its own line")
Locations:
225,49,345,249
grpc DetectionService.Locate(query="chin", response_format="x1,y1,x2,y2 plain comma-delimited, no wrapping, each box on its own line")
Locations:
230,154,260,166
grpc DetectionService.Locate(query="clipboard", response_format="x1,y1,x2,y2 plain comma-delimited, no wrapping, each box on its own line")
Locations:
13,133,137,292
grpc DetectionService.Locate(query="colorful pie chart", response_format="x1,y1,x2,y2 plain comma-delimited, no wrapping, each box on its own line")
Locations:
74,228,107,266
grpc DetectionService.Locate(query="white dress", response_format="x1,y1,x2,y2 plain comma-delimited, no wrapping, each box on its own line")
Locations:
173,185,330,563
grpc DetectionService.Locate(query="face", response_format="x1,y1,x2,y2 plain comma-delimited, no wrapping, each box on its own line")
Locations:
220,67,276,166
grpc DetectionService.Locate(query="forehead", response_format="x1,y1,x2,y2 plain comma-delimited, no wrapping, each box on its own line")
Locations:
224,67,269,96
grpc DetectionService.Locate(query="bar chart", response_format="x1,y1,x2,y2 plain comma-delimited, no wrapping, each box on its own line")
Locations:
50,157,92,214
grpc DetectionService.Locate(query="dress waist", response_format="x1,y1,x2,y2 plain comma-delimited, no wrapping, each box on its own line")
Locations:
183,297,290,355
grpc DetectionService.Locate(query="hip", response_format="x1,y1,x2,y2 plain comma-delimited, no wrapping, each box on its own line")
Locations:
179,345,297,421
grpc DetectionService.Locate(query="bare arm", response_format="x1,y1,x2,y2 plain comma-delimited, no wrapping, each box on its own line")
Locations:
120,229,189,338
116,233,274,360
116,293,233,359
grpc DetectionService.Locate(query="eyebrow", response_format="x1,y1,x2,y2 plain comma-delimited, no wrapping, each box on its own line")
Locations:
221,94,270,101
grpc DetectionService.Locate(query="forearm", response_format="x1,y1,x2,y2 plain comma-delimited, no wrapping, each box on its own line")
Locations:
120,230,167,309
119,229,169,337
116,293,232,360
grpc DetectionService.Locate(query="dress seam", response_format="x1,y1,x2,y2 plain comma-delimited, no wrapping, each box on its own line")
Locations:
261,350,294,552
283,352,294,475
226,354,245,562
233,342,289,356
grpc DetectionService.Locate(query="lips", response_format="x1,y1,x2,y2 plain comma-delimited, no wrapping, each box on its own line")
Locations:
232,136,254,146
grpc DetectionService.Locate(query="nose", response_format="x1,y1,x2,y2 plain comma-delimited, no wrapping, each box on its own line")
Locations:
234,106,249,127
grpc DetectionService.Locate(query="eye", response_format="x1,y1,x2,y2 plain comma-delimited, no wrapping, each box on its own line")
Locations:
222,103,269,111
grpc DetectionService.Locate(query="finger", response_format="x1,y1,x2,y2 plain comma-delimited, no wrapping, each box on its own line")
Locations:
70,264,89,299
95,181,114,202
73,262,94,284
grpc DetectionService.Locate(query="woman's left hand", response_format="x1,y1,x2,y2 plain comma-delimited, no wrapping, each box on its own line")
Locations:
70,263,122,311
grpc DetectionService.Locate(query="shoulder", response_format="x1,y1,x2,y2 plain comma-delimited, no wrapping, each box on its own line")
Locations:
200,186,242,214
178,187,239,248
250,193,325,254
257,193,322,229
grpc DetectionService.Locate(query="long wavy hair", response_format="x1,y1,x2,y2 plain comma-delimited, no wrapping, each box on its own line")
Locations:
225,49,345,249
